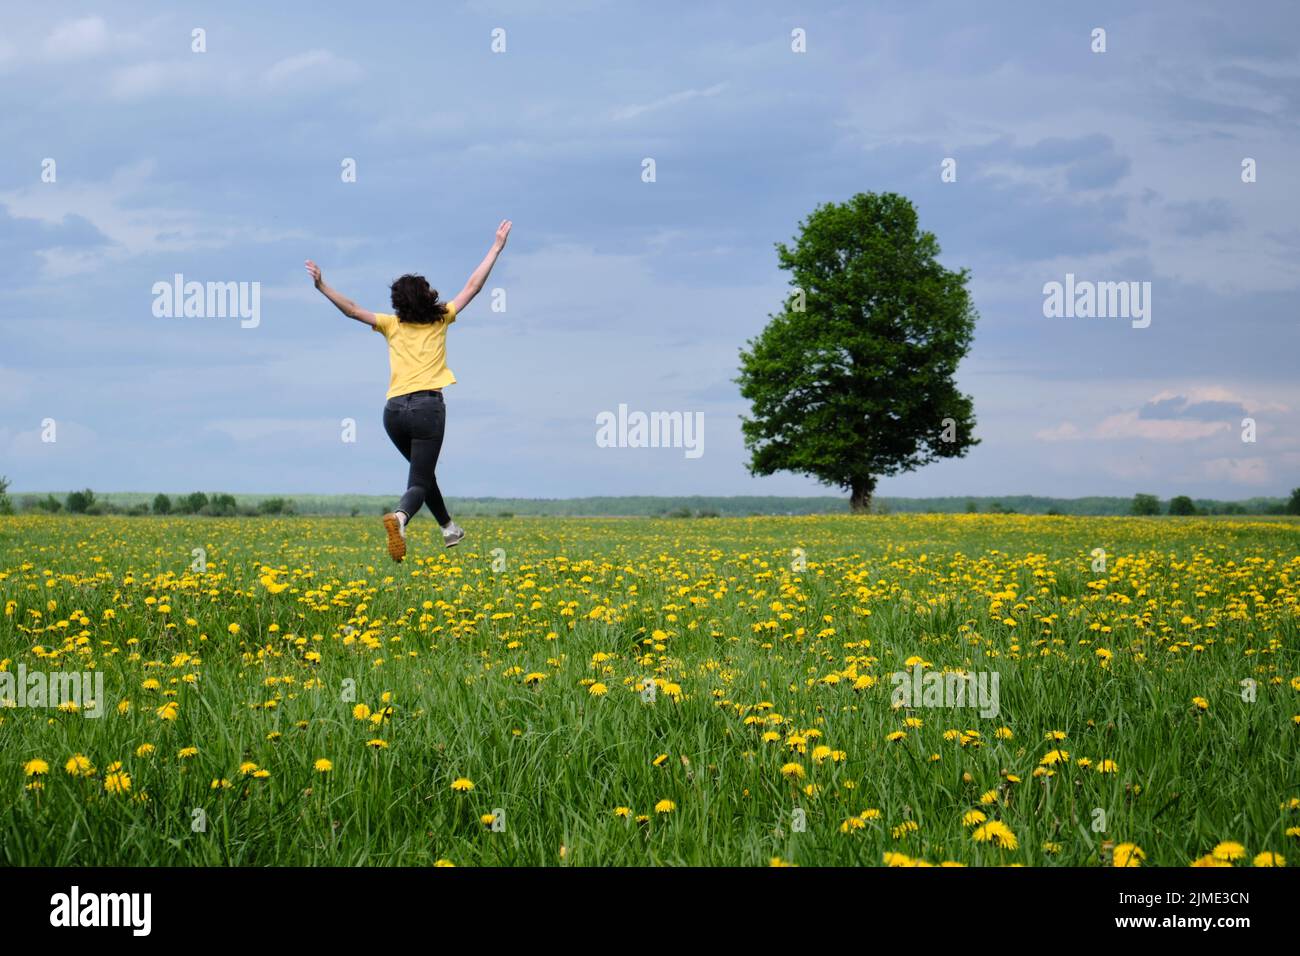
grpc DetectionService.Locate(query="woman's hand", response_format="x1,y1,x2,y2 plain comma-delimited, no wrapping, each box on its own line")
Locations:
304,259,376,327
494,220,512,249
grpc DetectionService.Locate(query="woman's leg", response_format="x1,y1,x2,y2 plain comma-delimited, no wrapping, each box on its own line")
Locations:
403,396,451,526
422,468,452,527
381,400,414,561
382,402,422,516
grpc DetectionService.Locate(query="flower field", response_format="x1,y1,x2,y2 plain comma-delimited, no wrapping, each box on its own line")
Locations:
1,513,1297,866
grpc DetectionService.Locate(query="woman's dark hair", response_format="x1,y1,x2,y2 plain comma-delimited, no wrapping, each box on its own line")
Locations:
389,274,448,324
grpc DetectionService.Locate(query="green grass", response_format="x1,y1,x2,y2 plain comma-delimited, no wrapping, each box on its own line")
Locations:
0,513,1296,866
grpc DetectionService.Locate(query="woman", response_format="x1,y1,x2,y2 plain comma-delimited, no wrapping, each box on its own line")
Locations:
305,219,511,562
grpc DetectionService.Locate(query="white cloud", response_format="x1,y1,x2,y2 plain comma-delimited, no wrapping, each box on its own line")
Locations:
1093,411,1230,443
1146,386,1287,416
43,17,111,60
612,83,726,121
1201,457,1270,485
263,50,362,89
1036,388,1288,445
0,161,309,276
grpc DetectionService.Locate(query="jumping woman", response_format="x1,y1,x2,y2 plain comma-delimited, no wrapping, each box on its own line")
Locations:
305,219,511,562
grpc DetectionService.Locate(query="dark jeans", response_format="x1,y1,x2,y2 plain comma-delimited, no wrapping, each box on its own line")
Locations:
382,390,451,526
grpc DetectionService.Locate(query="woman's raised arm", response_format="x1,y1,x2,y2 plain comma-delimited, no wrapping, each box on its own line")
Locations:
305,259,377,328
450,220,512,314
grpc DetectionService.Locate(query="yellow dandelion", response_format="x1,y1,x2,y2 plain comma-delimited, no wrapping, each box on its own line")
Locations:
1039,749,1069,767
971,820,1019,850
1212,841,1246,861
1113,843,1144,867
104,768,132,795
64,755,94,777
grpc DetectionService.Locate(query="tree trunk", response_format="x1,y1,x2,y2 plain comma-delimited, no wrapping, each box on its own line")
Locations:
850,479,876,514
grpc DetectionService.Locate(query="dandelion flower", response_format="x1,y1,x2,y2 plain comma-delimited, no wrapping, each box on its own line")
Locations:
1040,749,1069,767
104,768,132,795
1212,841,1246,862
971,820,1019,850
64,755,94,777
1113,843,1144,867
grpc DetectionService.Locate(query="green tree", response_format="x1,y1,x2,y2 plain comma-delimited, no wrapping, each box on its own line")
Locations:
0,476,12,516
202,493,238,516
1286,487,1300,516
1168,495,1197,516
65,488,96,513
152,493,172,515
738,192,979,512
1131,493,1161,516
181,492,209,515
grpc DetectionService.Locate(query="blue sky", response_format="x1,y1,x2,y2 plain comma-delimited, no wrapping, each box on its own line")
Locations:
2,1,1297,500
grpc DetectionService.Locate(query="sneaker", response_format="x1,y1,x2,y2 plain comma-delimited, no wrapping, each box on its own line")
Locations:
382,512,407,562
441,520,465,548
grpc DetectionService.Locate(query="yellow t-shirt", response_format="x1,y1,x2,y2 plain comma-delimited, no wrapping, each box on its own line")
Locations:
373,302,458,399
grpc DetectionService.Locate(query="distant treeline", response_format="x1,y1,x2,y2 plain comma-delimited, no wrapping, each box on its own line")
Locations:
4,484,1298,518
